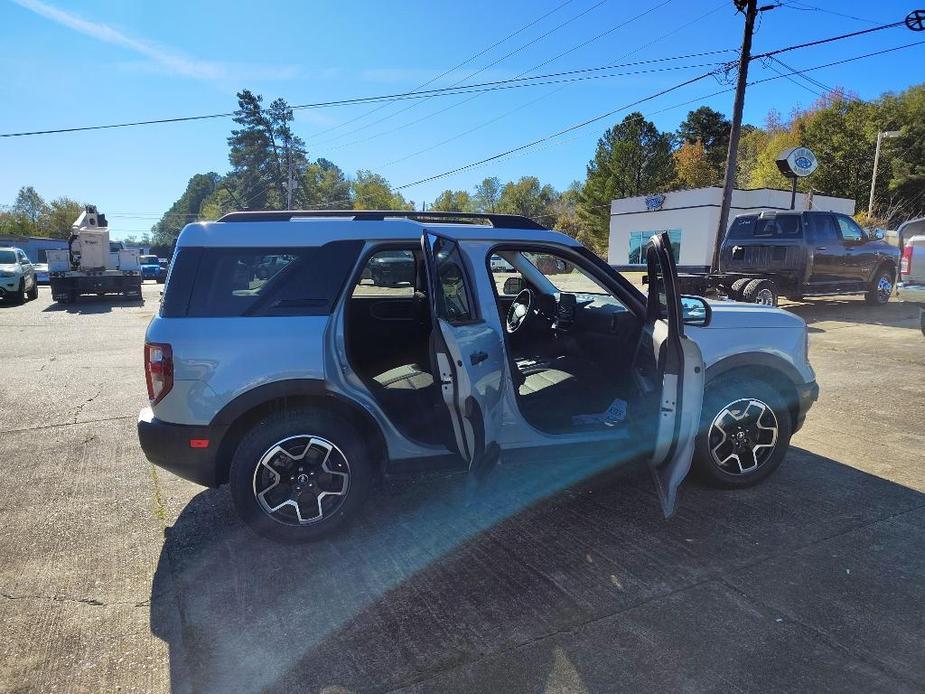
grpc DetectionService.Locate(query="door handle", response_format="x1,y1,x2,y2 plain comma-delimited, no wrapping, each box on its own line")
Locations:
815,246,827,251
470,350,488,366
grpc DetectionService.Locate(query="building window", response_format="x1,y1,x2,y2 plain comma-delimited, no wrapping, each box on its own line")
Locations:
628,230,681,265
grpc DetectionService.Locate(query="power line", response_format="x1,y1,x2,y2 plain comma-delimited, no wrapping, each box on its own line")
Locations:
374,3,731,169
778,1,880,25
2,15,908,140
0,49,729,140
393,38,925,191
308,0,619,147
304,0,579,141
321,0,705,155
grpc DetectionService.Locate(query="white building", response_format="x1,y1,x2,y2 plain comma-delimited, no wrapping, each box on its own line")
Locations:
608,186,855,271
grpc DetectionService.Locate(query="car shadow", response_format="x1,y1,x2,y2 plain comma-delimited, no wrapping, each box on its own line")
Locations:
782,298,919,330
41,296,145,314
150,449,925,693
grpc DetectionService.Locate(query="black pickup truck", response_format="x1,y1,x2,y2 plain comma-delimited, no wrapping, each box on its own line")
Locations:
678,210,900,306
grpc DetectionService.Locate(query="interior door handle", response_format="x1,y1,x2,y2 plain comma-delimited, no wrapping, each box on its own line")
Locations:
470,351,488,366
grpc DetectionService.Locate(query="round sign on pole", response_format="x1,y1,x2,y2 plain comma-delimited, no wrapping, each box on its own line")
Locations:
775,146,818,178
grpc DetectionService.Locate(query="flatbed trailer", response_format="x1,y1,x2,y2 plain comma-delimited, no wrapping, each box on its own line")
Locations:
49,269,142,303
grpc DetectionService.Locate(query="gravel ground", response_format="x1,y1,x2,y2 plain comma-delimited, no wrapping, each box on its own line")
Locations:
0,283,923,693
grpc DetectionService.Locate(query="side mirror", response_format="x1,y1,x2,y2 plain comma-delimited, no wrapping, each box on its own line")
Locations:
680,295,711,327
503,277,525,295
873,228,885,240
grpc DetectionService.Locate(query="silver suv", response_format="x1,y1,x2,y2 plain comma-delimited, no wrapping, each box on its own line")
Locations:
137,211,818,543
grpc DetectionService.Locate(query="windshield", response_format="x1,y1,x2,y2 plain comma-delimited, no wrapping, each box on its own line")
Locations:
139,255,158,264
0,250,17,264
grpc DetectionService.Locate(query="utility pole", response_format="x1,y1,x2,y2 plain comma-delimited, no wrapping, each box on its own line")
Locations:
712,0,760,272
286,153,294,210
868,130,900,216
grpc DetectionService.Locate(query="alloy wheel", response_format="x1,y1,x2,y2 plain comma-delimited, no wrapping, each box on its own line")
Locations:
877,275,893,303
252,435,350,525
708,398,779,474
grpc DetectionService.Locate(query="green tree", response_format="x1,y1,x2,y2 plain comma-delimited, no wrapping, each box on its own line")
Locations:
431,189,474,212
672,140,716,189
885,85,925,213
13,186,47,234
577,112,675,250
299,158,352,208
43,197,85,239
497,176,558,219
352,170,412,210
474,177,502,212
677,106,730,179
151,172,221,244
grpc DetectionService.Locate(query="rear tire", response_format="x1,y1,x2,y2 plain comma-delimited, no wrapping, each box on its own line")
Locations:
741,278,778,306
229,407,372,543
729,278,751,301
865,266,894,305
27,280,38,301
693,377,793,489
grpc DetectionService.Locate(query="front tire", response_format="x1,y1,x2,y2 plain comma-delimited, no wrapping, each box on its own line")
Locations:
693,377,793,489
12,279,26,305
27,280,38,300
229,407,372,543
865,267,894,305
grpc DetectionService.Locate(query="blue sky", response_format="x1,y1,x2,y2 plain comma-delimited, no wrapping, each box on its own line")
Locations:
1,0,922,239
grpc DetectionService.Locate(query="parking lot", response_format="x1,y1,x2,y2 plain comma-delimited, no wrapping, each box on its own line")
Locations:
1,282,923,693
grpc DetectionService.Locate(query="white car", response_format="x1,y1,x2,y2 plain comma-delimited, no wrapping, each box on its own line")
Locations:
490,255,514,272
0,247,39,304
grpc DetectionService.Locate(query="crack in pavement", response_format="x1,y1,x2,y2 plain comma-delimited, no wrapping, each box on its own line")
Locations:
0,414,134,435
71,387,103,425
1,591,149,608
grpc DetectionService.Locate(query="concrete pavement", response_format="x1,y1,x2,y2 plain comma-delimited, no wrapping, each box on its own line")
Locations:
0,285,922,693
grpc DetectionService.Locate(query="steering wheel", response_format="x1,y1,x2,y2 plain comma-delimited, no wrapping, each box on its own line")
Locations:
506,288,533,333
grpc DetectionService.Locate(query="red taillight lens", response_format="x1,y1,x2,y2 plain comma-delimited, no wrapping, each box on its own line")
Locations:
900,246,913,277
145,342,174,405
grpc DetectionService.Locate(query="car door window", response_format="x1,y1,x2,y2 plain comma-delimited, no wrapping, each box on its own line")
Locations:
353,249,416,297
432,238,475,323
524,251,627,310
836,215,864,242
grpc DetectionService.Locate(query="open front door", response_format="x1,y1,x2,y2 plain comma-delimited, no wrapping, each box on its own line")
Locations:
421,231,505,474
645,232,705,517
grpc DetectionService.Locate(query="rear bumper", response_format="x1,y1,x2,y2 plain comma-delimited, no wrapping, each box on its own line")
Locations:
793,380,819,433
897,282,925,304
137,407,225,487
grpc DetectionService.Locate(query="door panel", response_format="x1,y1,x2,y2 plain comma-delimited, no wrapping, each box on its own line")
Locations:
807,214,847,284
645,232,705,517
422,232,505,472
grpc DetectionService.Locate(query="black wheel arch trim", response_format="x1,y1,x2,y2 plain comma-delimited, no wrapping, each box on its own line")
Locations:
210,378,389,483
705,353,803,389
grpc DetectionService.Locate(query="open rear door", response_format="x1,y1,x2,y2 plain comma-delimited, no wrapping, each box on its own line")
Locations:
645,232,705,517
421,231,505,475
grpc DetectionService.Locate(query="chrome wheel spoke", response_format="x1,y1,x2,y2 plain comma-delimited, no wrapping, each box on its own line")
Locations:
709,397,779,475
252,435,351,526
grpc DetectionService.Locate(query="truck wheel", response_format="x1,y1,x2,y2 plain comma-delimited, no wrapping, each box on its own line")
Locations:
741,278,778,306
865,267,894,306
730,278,751,301
229,407,372,544
693,377,793,489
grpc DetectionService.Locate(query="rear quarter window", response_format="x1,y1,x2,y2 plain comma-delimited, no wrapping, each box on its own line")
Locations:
161,241,362,318
727,216,756,239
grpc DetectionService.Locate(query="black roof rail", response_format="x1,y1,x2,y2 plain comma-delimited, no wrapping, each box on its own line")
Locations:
215,209,548,230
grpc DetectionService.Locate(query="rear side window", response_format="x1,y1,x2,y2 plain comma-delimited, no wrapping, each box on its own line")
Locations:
754,216,802,238
728,215,802,239
162,241,362,317
727,216,756,239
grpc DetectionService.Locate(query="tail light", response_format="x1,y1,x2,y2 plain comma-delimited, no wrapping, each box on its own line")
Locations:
900,245,913,278
145,342,173,405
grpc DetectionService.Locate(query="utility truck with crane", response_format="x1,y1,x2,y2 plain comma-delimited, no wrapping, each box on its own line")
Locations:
47,206,142,304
